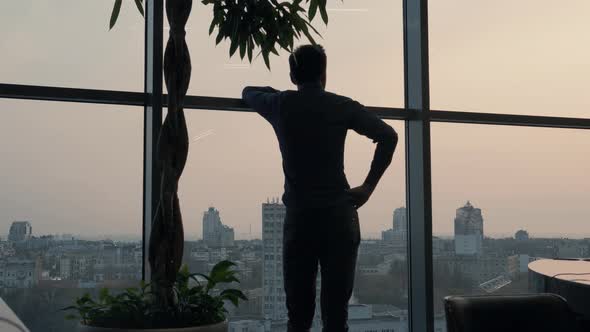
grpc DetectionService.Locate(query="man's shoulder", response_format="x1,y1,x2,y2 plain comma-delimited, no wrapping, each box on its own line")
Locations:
324,91,359,105
282,89,359,105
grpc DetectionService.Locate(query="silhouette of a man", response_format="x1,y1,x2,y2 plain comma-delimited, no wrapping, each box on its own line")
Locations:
243,45,398,332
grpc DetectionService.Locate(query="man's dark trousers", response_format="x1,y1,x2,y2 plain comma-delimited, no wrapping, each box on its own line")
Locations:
283,203,361,332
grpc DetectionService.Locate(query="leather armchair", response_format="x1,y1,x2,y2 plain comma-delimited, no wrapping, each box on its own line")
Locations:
444,294,580,332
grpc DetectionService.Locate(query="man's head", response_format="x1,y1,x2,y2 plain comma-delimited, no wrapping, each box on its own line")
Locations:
289,44,327,89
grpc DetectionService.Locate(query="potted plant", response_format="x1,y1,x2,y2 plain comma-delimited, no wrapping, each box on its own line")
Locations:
64,0,333,330
63,261,246,331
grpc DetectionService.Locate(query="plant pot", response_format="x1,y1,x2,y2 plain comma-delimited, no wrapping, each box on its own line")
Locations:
79,320,228,332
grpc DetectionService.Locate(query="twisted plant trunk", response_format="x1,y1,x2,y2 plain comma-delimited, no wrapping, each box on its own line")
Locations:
148,0,192,309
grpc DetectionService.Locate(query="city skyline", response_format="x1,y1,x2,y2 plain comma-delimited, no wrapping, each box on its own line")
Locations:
3,199,587,241
2,205,588,332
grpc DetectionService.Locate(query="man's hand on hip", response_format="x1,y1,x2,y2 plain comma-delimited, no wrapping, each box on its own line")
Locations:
346,183,375,209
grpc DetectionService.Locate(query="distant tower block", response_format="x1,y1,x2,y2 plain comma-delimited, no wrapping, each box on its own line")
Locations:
262,200,288,321
8,221,32,242
392,207,407,243
454,201,484,256
202,207,234,247
261,199,321,323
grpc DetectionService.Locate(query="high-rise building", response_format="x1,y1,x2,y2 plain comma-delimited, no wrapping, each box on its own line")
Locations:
202,207,234,247
203,207,221,244
454,201,484,256
220,225,235,247
8,221,32,242
262,198,321,323
392,207,407,243
262,199,288,321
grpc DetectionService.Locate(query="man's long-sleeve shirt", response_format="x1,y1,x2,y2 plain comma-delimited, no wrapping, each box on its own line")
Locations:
242,82,398,209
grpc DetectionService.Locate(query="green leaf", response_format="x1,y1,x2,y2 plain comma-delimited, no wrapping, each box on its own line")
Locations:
277,34,288,50
239,37,247,60
308,0,318,21
229,36,240,57
318,0,328,24
60,305,77,311
64,314,78,320
134,0,144,16
231,15,239,42
253,32,263,46
300,21,317,44
109,0,122,30
209,260,236,278
247,37,253,63
290,0,305,13
208,18,217,35
215,30,224,45
288,29,295,51
220,289,248,306
262,51,271,70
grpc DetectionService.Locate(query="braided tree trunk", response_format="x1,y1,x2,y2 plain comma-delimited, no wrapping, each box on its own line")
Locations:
148,0,192,309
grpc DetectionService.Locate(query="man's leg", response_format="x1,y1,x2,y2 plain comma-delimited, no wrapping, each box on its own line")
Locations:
283,208,319,332
319,206,360,332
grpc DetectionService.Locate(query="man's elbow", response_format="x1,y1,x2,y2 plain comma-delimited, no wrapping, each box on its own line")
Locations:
391,128,399,149
241,87,253,101
383,126,399,151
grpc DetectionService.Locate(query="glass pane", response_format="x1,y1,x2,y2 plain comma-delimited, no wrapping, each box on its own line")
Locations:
429,0,590,117
0,0,143,90
179,110,408,330
431,123,590,330
0,99,142,331
172,0,404,107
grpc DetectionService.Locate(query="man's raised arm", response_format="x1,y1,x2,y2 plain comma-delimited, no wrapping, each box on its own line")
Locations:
242,86,280,123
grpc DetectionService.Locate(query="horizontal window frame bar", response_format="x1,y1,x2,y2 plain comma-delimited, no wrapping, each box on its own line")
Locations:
430,110,590,130
0,83,145,106
0,83,412,119
2,83,590,129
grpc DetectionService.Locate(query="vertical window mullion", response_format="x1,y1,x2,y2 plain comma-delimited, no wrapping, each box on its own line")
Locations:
142,0,164,281
403,0,434,331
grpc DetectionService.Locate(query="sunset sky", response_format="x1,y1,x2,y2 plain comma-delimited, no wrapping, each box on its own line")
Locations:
0,0,588,239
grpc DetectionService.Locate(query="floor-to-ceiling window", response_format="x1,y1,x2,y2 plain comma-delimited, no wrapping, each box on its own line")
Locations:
428,1,590,331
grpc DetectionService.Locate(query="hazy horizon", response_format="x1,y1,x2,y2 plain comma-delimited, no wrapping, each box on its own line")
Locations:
1,0,588,239
5,229,588,242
